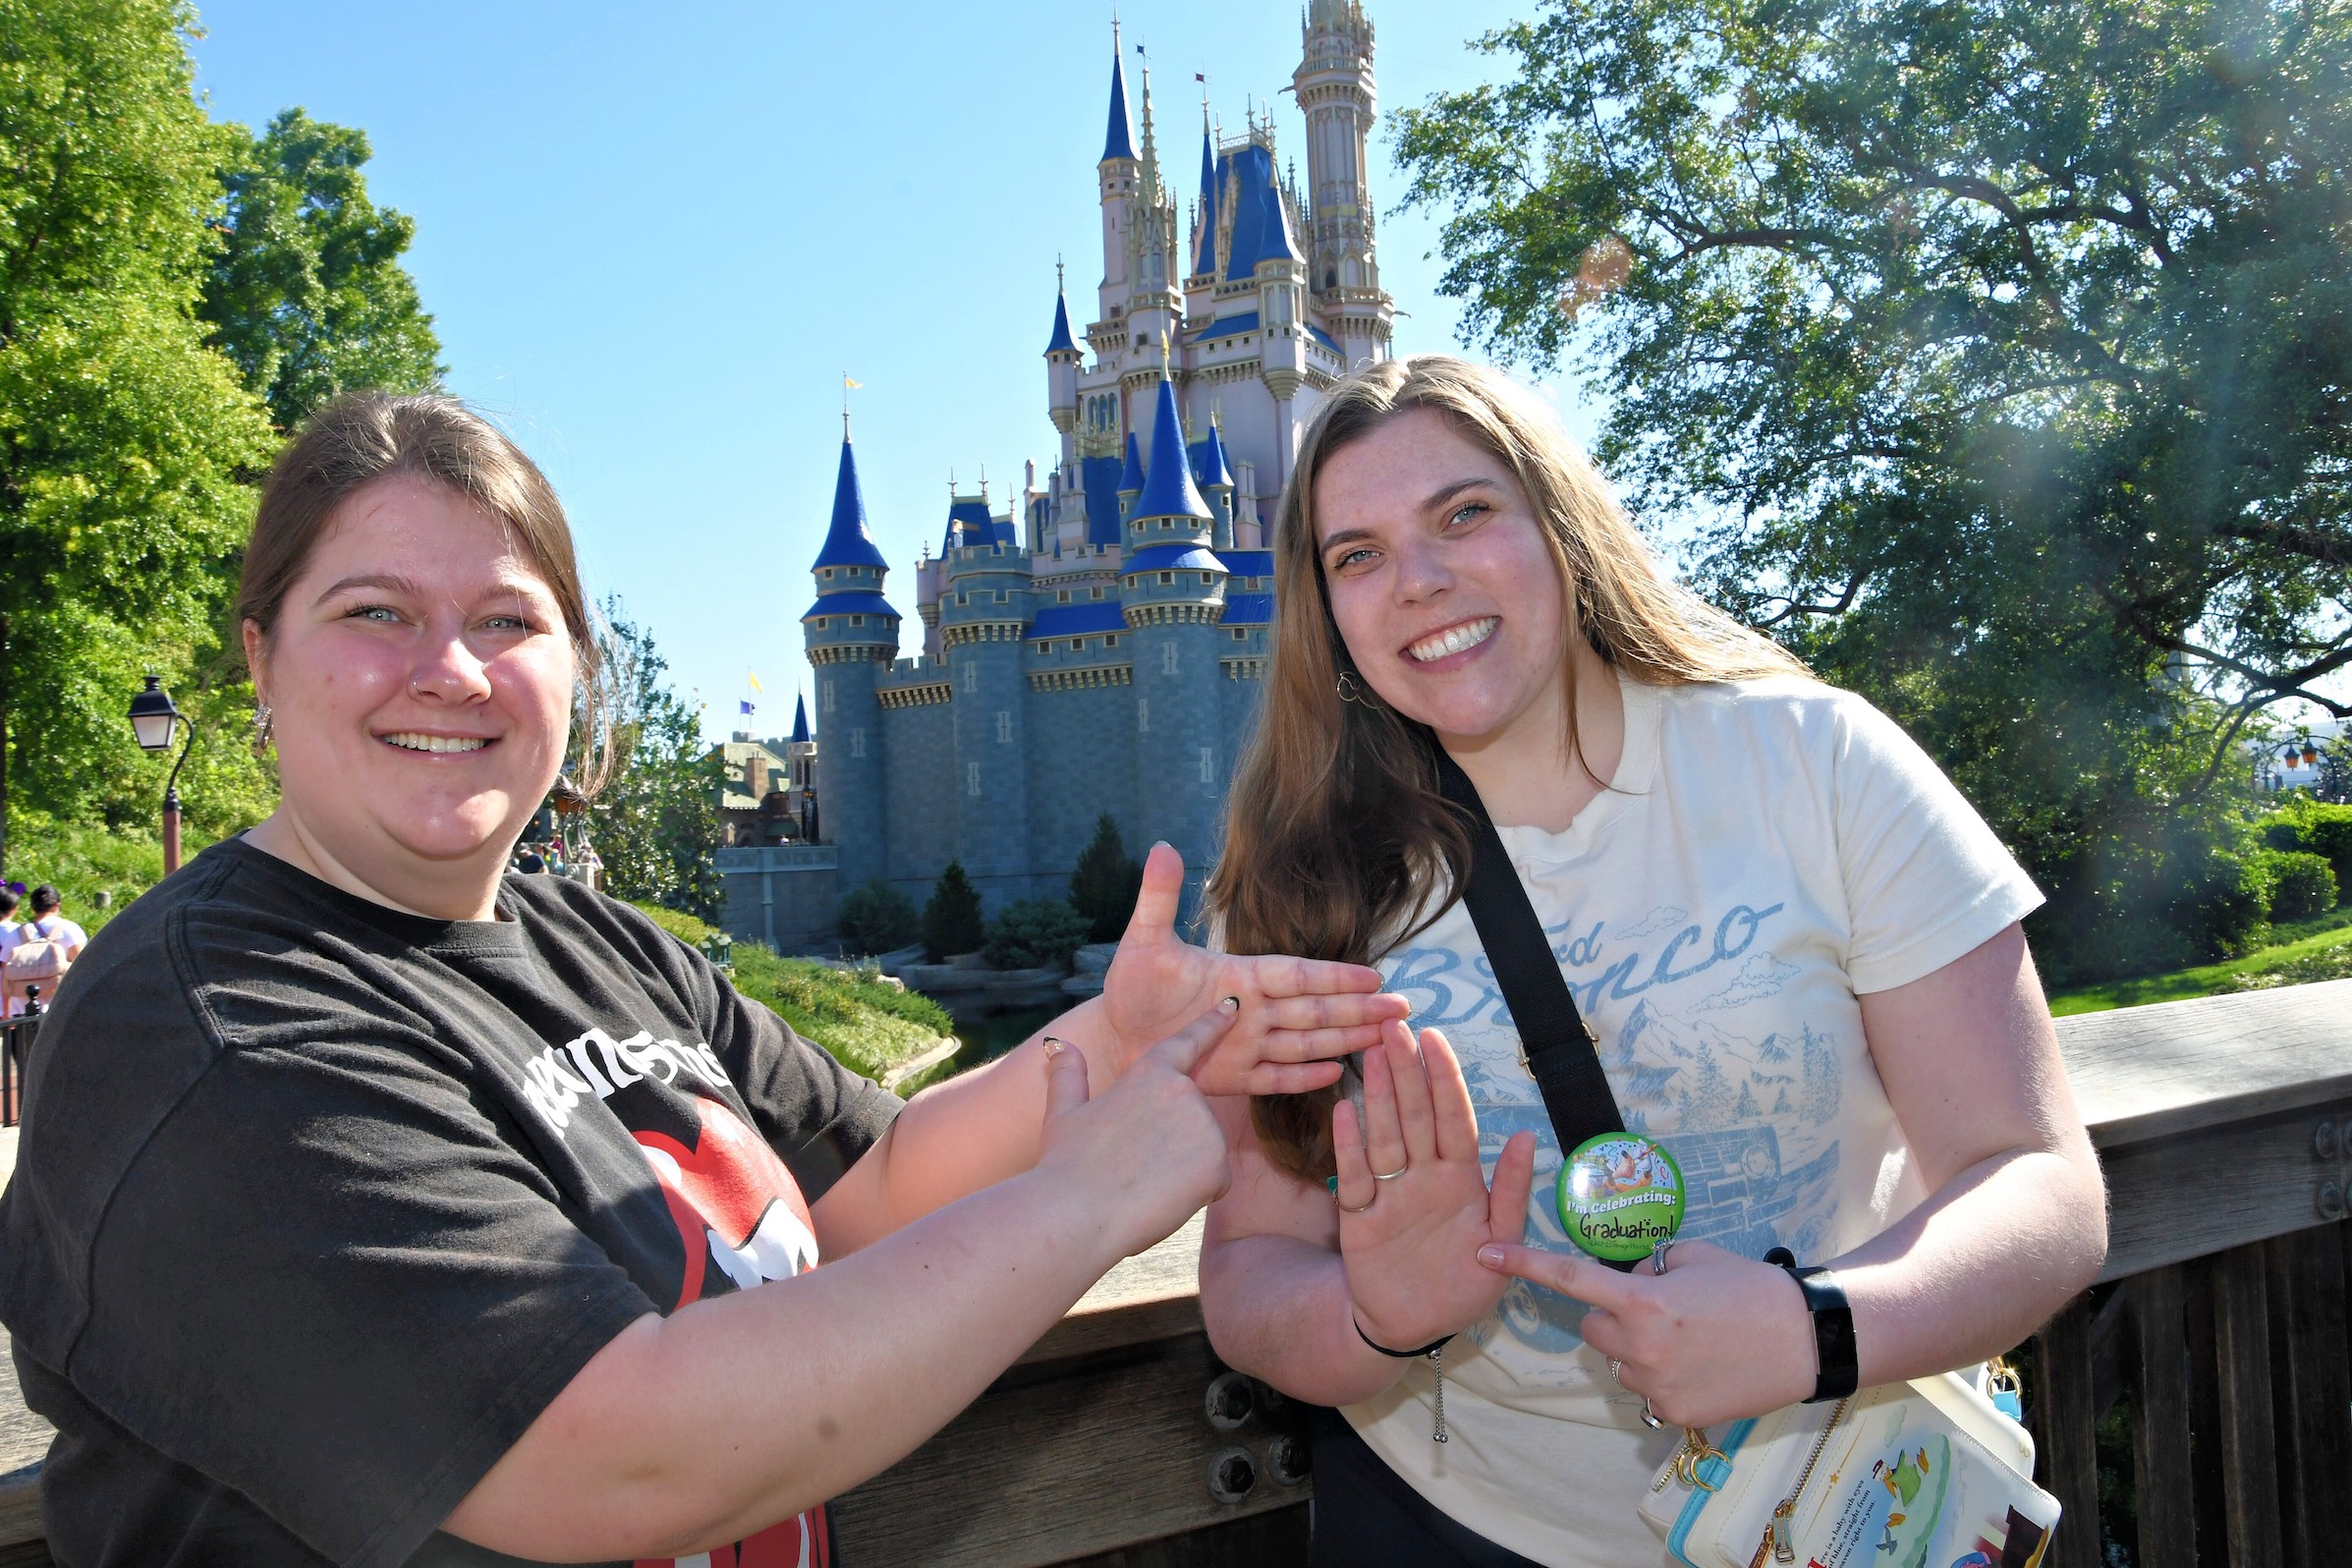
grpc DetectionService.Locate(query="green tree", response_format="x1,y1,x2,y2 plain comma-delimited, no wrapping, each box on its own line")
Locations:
580,606,724,921
199,107,443,429
0,0,281,877
922,862,985,962
836,878,921,956
1069,812,1144,943
982,897,1092,971
1394,0,2352,980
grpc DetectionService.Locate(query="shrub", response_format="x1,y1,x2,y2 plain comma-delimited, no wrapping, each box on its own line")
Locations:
2298,807,2352,902
1069,813,1145,943
2260,850,2339,924
836,879,920,956
2173,854,2271,962
983,898,1093,971
922,862,986,962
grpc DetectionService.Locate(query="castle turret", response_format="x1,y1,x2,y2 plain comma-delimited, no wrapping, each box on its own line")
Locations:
1195,417,1236,552
1117,429,1145,527
1253,182,1312,493
1122,373,1227,916
1096,29,1139,323
936,488,1035,908
1296,0,1394,367
1123,62,1182,391
1044,267,1081,470
803,429,899,888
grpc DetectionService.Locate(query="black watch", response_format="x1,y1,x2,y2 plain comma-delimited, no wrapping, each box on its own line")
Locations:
1764,1246,1858,1403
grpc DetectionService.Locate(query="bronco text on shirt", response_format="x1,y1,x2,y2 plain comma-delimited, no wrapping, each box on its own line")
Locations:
0,838,899,1568
1345,676,2042,1568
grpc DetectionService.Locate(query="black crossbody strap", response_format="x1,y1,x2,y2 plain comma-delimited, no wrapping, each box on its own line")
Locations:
1430,747,1628,1159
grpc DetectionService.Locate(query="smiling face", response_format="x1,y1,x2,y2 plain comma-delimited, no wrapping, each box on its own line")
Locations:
1314,406,1571,752
245,471,575,917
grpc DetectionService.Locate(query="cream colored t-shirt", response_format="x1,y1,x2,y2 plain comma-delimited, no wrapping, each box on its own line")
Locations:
1346,675,2043,1568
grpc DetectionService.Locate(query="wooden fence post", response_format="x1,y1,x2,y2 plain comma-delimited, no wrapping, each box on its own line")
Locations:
2212,1243,2283,1566
2033,1293,2101,1568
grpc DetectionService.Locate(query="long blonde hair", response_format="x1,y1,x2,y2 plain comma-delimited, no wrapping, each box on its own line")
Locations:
1204,356,1806,1179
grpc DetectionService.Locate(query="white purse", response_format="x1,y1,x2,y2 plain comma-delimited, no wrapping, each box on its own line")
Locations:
1637,1368,2059,1568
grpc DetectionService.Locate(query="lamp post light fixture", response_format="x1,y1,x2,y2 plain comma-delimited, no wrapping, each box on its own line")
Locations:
128,675,196,874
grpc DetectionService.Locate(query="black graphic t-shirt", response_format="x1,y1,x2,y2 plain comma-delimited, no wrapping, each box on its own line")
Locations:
0,838,900,1566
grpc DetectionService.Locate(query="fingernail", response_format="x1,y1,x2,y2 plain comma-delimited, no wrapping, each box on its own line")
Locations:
1478,1245,1506,1269
1041,1036,1066,1058
1222,995,1241,1011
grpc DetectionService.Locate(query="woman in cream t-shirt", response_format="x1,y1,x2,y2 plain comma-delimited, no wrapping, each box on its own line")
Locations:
1199,358,2107,1568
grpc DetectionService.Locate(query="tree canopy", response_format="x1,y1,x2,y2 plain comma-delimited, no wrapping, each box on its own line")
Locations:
582,605,725,922
1395,0,2352,979
0,0,439,877
200,107,443,430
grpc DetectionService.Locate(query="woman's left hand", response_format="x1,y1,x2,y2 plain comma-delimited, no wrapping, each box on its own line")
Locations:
1474,1238,1819,1428
1102,843,1409,1096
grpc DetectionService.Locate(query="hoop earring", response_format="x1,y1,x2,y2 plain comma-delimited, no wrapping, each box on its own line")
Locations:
1334,671,1384,710
251,702,274,758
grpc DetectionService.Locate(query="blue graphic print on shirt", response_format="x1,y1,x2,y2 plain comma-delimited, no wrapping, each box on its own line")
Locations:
1381,897,1845,1356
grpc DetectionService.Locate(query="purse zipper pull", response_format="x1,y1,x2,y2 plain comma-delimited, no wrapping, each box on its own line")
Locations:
1429,1342,1449,1443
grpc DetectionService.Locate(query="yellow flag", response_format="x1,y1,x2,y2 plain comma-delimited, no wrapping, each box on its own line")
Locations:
747,670,764,693
844,376,863,390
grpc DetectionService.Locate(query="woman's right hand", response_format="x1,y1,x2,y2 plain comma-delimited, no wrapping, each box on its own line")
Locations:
1036,997,1239,1257
1335,1020,1537,1353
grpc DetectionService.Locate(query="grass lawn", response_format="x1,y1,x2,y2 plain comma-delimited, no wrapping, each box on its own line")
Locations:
632,904,958,1094
2047,907,2352,1016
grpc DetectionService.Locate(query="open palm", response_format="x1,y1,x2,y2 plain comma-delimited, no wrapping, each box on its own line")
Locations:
1101,843,1407,1097
1335,1022,1537,1352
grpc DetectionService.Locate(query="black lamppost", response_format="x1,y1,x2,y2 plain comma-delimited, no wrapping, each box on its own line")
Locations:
128,675,195,874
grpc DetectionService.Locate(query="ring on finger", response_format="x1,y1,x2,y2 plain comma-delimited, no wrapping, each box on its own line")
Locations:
1640,1397,1663,1429
1651,1239,1675,1276
1607,1358,1623,1385
1371,1162,1410,1181
1337,1194,1376,1214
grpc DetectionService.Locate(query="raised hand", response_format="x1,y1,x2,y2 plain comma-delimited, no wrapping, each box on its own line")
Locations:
1101,842,1409,1096
1337,1020,1537,1353
1036,999,1240,1257
1473,1237,1818,1427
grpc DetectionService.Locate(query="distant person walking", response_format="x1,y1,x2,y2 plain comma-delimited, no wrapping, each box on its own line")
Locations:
2,886,84,1017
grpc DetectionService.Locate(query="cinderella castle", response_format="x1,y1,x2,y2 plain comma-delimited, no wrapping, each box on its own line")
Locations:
725,1,1395,946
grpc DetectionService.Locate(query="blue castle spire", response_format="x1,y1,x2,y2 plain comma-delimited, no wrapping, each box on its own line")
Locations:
1118,429,1146,494
1195,417,1233,490
1102,37,1136,162
1195,114,1219,275
1134,373,1212,522
1045,287,1079,356
811,433,889,572
790,694,811,745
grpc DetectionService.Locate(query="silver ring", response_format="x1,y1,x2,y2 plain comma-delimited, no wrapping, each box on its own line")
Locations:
1371,1164,1410,1181
1640,1397,1663,1429
1608,1358,1623,1385
1651,1240,1675,1276
1337,1194,1376,1214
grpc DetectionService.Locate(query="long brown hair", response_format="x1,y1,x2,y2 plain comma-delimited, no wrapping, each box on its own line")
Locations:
1204,356,1807,1180
239,392,615,793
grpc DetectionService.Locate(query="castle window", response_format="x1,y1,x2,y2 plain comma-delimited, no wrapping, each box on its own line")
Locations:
996,590,1010,603
851,615,866,626
813,617,827,630
1137,699,1148,733
967,761,981,796
1070,640,1084,652
1158,572,1173,585
1232,628,1248,641
1200,748,1214,783
1200,573,1213,585
1058,589,1071,603
995,710,1012,744
1105,635,1119,647
1092,588,1104,599
1161,644,1179,674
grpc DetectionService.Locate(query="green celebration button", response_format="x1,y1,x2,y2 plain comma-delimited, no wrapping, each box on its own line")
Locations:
1555,1133,1686,1261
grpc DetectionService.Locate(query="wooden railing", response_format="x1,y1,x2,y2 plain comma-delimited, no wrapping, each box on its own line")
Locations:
1,980,2346,1566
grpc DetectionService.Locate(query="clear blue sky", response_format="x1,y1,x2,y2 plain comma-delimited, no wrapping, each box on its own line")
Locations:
186,0,1599,742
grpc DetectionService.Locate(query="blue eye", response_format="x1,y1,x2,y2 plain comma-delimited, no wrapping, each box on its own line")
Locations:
1447,501,1490,528
350,605,400,623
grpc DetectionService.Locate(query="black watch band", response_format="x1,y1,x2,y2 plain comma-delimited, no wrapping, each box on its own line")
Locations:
1353,1316,1454,1360
1764,1247,1859,1403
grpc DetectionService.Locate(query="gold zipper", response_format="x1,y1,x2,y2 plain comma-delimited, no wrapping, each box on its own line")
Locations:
1749,1397,1851,1568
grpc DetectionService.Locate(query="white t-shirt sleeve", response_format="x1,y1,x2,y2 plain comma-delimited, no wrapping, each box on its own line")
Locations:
1829,694,2044,993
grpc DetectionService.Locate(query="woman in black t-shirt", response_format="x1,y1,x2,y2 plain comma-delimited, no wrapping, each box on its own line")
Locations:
0,393,1406,1568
